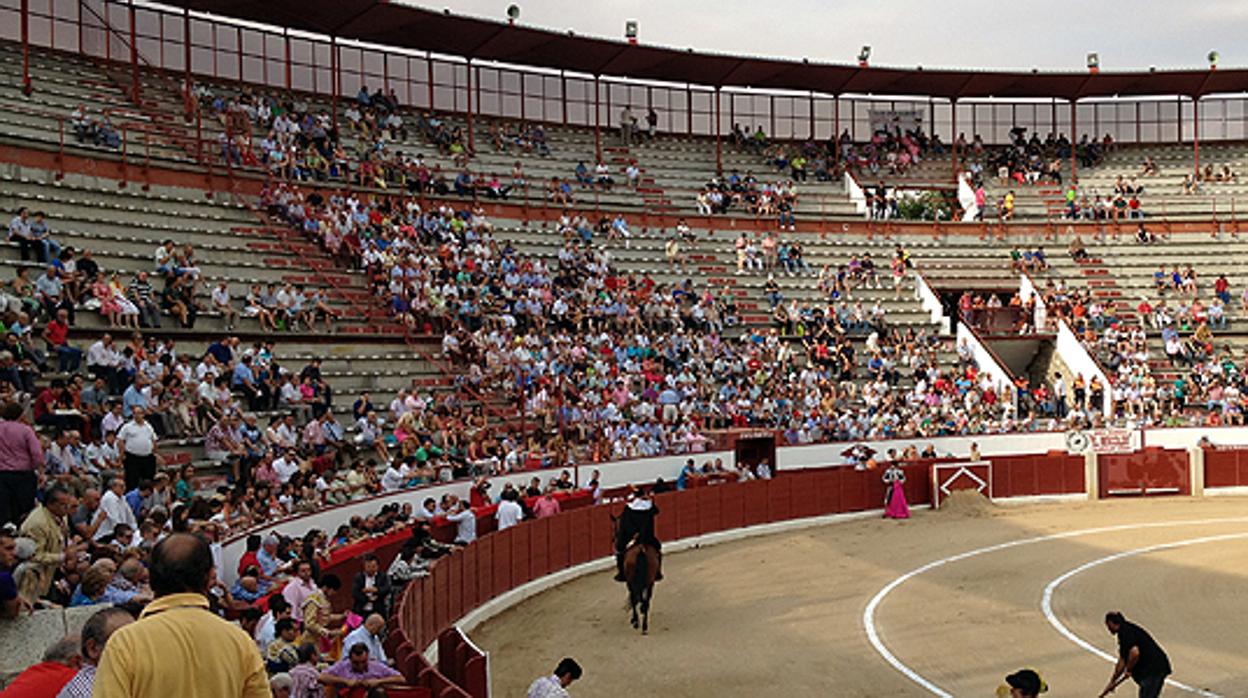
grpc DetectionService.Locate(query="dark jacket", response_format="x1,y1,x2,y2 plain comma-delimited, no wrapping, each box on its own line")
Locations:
350,569,393,617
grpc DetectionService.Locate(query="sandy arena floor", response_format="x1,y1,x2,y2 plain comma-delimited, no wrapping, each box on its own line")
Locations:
470,496,1248,697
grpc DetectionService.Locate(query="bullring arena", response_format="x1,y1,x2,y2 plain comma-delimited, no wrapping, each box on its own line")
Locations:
7,1,1248,698
475,495,1248,697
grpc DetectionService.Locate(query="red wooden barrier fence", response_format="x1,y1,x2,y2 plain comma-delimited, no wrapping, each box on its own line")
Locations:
335,458,1089,697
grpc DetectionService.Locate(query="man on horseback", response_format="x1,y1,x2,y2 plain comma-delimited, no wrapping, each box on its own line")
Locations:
614,487,663,582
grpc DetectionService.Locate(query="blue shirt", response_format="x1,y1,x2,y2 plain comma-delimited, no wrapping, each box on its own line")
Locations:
122,385,147,418
124,489,143,519
232,362,255,388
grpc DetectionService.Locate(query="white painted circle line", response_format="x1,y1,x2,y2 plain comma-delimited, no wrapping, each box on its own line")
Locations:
1041,532,1248,698
863,516,1248,696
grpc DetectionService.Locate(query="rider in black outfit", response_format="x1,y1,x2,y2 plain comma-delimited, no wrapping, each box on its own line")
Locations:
614,488,663,582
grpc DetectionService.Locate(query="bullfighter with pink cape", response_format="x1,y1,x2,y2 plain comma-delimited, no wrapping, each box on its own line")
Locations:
882,463,910,519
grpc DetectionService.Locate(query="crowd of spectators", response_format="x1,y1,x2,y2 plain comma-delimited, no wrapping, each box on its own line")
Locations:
695,170,799,227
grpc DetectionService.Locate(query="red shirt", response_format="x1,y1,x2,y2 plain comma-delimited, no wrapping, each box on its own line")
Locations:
1,661,78,697
44,319,69,347
238,550,260,577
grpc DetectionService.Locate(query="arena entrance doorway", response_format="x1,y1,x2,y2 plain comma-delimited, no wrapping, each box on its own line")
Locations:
732,431,776,473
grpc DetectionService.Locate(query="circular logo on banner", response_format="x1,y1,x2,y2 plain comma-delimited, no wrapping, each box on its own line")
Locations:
1065,430,1090,454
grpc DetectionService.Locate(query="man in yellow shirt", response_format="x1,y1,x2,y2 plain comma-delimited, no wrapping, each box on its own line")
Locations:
93,533,270,698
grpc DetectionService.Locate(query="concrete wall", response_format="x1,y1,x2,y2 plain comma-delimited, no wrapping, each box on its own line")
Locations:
0,605,101,686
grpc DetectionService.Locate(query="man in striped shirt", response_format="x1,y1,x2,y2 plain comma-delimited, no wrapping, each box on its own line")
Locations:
57,607,134,698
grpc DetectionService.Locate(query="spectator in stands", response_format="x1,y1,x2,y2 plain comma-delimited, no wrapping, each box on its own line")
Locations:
318,642,403,695
287,644,321,697
342,613,388,665
116,406,159,490
9,207,44,263
127,272,161,328
350,553,392,618
2,634,81,696
56,606,134,698
533,490,562,519
0,528,27,619
0,400,43,527
496,488,524,530
264,618,301,672
446,499,477,545
19,483,80,600
212,281,239,331
528,657,583,698
93,533,270,697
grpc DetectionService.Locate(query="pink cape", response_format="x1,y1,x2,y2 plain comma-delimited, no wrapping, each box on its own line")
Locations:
884,480,910,519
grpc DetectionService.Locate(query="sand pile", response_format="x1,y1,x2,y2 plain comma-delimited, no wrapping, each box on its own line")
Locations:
938,489,996,517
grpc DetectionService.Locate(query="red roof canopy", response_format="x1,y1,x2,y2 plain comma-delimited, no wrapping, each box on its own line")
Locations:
160,0,1248,100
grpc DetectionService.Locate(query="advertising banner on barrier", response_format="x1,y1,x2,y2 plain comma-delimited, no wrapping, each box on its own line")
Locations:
1089,428,1135,454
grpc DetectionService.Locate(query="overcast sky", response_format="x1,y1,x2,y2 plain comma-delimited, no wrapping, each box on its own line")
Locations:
420,0,1248,72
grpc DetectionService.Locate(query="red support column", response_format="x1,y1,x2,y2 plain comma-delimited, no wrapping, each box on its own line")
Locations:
950,99,958,182
560,70,567,126
833,96,840,162
283,29,291,92
129,0,140,102
714,88,722,174
1070,100,1078,183
20,0,31,95
426,52,434,110
809,92,816,140
466,58,474,153
686,84,692,135
1193,98,1201,175
593,75,601,161
519,69,526,121
183,8,192,118
330,36,338,132
236,26,242,83
769,95,776,139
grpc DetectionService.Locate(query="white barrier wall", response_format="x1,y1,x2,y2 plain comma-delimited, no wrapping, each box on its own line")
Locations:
1021,272,1111,417
844,171,868,216
914,271,951,334
957,172,979,222
955,321,1018,413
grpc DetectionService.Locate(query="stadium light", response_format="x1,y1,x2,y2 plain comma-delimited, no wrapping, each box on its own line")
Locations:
1209,50,1220,70
506,4,520,24
1086,52,1099,74
858,45,871,68
625,20,638,45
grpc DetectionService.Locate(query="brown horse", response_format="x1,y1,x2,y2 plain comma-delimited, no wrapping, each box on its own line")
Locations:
622,541,658,634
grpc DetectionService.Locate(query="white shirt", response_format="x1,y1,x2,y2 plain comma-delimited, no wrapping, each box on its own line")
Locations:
211,286,231,306
254,612,278,651
496,500,523,530
527,675,571,698
86,340,121,368
96,489,138,541
446,508,477,543
381,466,406,492
342,625,387,664
116,420,157,456
273,456,300,484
